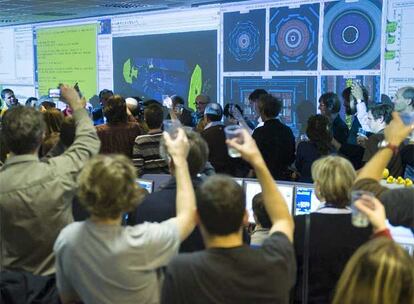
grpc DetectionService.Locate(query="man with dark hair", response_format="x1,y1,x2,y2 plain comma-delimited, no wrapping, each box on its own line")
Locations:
362,103,404,177
319,92,349,145
96,95,142,157
1,88,19,115
132,103,168,175
334,83,371,169
170,95,193,126
0,85,100,275
252,94,295,180
250,192,272,246
246,88,268,129
92,89,114,125
201,103,236,175
161,130,296,303
129,129,209,252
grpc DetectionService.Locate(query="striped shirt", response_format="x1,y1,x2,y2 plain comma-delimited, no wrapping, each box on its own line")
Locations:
132,131,169,176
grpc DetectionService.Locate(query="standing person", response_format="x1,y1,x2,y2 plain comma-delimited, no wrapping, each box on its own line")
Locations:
295,115,334,183
161,129,296,304
252,94,295,180
0,85,100,275
54,129,197,304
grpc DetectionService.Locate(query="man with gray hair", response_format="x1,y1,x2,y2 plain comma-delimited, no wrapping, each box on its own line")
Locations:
393,86,414,113
0,85,100,275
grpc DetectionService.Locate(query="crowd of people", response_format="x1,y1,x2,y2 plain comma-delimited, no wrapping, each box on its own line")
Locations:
0,83,413,304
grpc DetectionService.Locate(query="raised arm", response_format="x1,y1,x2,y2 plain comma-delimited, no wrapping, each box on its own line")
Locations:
163,129,196,241
356,112,414,182
227,130,294,242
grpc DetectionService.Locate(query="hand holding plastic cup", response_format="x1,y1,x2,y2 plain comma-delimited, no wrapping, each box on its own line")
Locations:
224,125,244,158
351,190,373,227
163,119,182,139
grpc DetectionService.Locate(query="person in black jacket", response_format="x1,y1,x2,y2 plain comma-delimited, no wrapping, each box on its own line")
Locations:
252,94,295,180
128,129,209,252
293,155,371,304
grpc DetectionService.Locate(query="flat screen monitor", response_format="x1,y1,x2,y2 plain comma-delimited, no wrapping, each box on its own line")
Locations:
244,180,294,223
136,178,154,194
294,185,322,215
232,178,243,186
387,220,414,256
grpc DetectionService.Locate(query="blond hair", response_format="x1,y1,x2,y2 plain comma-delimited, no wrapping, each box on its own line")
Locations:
78,154,145,219
311,155,356,207
333,238,414,304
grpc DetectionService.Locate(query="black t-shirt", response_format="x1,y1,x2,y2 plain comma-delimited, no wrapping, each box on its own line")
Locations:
161,232,296,304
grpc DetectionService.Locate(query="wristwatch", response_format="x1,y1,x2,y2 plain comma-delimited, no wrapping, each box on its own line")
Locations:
378,140,399,155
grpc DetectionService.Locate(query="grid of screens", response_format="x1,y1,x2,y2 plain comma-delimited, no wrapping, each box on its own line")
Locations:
244,180,295,223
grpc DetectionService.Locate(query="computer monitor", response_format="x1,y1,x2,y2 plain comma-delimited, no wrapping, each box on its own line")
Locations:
294,184,322,215
135,178,154,194
244,180,294,223
387,220,414,256
232,178,243,186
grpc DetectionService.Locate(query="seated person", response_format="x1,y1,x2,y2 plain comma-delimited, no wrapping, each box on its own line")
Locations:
129,129,209,253
333,196,413,304
96,95,142,157
250,192,271,247
132,103,169,176
353,112,414,228
54,129,197,304
252,94,295,180
201,103,237,175
293,156,371,304
161,130,296,303
0,85,100,275
295,114,334,183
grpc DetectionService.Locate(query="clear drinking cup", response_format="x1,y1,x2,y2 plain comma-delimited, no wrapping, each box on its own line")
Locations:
224,125,243,158
351,190,373,227
163,119,182,139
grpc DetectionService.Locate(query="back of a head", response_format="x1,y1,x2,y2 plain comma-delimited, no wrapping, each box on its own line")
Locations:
1,106,45,155
196,175,245,236
144,103,163,129
319,92,341,114
43,108,64,135
369,102,394,124
311,155,356,207
258,94,282,118
171,95,185,106
342,86,369,103
104,95,128,124
204,103,223,122
333,238,414,304
252,192,272,229
306,114,332,155
60,116,76,147
249,89,268,102
160,129,209,177
78,154,145,219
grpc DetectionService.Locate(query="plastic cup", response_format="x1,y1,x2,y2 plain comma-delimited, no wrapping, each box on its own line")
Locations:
351,190,373,227
163,119,181,139
224,125,243,158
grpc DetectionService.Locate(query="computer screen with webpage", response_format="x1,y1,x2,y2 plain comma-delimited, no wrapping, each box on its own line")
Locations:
244,180,294,223
387,220,414,257
294,185,322,215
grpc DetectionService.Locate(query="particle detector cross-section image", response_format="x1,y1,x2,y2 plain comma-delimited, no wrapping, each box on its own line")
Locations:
269,3,319,71
223,9,266,72
322,0,382,70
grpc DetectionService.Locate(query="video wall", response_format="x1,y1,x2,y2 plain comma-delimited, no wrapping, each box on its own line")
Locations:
0,0,412,135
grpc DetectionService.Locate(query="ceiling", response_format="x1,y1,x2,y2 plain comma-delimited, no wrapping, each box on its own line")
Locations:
0,0,250,27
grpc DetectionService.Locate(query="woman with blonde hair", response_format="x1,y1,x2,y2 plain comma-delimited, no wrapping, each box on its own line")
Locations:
40,108,64,156
293,155,372,304
333,195,414,304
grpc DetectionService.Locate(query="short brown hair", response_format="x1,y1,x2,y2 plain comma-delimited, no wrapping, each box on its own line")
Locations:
196,175,245,236
252,192,271,229
78,155,145,219
311,156,356,207
103,95,128,124
144,103,163,129
43,108,63,135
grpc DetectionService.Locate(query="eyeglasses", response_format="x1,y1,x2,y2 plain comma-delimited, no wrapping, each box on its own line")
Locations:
195,101,208,105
